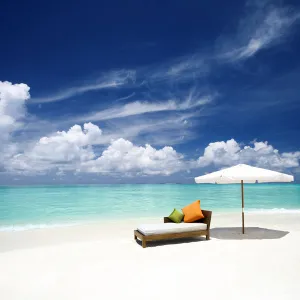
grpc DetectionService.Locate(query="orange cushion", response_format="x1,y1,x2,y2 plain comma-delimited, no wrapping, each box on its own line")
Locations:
182,200,204,223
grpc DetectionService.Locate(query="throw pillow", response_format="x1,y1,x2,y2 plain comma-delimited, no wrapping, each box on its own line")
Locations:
182,200,204,223
168,208,184,223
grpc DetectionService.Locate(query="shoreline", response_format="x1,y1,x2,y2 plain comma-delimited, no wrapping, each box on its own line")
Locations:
1,211,300,252
1,207,300,232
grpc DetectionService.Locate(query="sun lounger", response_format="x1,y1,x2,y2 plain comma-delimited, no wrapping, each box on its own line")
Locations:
134,210,212,248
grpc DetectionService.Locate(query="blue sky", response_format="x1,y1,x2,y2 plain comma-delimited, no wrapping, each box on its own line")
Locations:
1,0,300,184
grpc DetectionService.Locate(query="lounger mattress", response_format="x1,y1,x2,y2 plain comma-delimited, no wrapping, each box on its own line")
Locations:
137,222,207,236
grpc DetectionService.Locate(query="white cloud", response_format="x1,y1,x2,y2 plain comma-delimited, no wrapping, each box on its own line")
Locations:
197,139,300,170
8,123,186,176
30,70,136,103
148,53,211,83
0,81,30,167
79,138,185,176
177,89,213,110
75,93,213,122
79,101,177,122
38,122,103,147
0,81,30,130
8,123,103,173
220,3,300,62
115,92,136,102
197,139,241,167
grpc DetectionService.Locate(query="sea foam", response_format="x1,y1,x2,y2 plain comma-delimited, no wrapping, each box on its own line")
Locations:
246,208,300,214
0,222,80,232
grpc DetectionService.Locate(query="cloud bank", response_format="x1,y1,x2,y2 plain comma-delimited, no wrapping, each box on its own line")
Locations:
197,139,300,171
8,123,186,176
6,121,300,177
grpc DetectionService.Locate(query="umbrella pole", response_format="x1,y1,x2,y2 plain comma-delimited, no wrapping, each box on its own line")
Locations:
241,180,245,234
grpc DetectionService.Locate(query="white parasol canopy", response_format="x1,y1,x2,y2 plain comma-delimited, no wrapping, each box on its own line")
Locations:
194,164,294,233
195,164,294,184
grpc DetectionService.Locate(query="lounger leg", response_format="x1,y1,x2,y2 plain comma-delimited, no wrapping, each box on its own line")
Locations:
206,231,210,240
134,233,137,240
142,239,147,248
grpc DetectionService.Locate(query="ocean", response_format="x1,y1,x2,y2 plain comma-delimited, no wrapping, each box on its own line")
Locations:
0,184,300,231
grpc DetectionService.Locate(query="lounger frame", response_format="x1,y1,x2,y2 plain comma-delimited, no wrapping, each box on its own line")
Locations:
134,210,212,248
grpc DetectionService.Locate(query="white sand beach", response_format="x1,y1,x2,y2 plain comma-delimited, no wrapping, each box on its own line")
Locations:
1,212,300,300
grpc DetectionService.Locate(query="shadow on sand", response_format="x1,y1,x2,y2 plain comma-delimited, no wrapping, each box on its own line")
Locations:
210,227,289,240
135,236,207,248
135,227,289,247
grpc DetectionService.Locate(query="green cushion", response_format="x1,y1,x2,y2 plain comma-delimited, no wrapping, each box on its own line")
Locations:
168,208,184,223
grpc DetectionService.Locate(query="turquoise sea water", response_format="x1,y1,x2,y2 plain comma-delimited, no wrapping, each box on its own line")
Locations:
0,184,300,231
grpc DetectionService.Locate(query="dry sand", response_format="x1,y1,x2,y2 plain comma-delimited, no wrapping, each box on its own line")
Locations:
1,212,300,300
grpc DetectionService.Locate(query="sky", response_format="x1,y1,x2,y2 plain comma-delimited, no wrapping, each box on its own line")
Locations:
1,0,300,184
